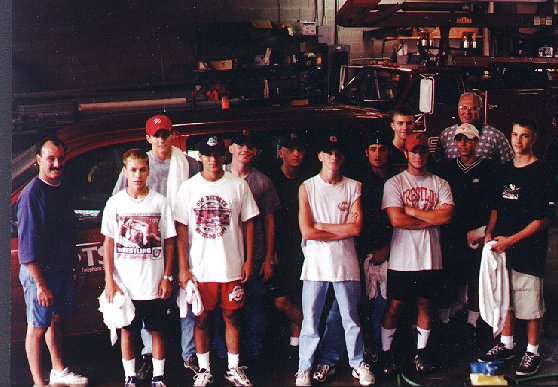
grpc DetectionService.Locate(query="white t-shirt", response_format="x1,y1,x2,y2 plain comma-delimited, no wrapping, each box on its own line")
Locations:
382,171,453,271
174,172,260,282
301,175,361,282
101,189,177,300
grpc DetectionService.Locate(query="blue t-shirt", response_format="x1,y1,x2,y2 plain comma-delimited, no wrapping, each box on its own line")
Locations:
16,177,78,273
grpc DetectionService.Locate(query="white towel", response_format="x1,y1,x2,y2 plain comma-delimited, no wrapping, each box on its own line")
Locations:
166,146,189,212
363,254,388,300
479,241,510,337
467,225,487,249
98,283,135,346
177,280,204,318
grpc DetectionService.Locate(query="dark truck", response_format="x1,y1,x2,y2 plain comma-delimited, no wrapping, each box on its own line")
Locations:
335,59,558,157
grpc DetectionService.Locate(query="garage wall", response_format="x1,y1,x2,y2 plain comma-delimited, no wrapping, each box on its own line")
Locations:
13,0,367,93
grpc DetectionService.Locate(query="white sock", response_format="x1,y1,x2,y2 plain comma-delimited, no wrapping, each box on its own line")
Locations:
122,358,136,377
381,327,397,352
527,344,539,355
152,358,165,377
500,336,514,350
290,336,300,347
228,352,240,369
438,308,450,324
197,351,211,371
467,310,480,326
417,327,430,350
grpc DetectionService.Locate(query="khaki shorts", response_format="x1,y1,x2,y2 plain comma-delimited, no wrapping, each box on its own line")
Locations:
510,269,545,320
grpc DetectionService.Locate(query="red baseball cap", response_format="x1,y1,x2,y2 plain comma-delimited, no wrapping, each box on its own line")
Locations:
146,115,172,136
405,132,429,152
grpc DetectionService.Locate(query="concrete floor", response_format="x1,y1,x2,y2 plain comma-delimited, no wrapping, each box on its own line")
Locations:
11,225,558,386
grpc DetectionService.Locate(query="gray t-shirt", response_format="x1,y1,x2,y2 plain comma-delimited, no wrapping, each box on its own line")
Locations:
113,152,200,196
225,165,281,264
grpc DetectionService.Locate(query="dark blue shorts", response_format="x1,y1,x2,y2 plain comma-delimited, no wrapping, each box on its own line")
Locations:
19,264,76,328
387,269,442,302
124,298,170,332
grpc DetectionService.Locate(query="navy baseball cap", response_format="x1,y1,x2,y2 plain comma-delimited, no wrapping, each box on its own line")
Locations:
197,135,227,156
279,132,305,149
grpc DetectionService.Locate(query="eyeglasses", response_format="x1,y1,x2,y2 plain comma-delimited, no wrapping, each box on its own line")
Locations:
458,105,481,112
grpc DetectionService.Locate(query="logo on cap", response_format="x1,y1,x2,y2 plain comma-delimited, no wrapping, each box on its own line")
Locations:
330,136,338,143
153,117,162,125
207,137,219,147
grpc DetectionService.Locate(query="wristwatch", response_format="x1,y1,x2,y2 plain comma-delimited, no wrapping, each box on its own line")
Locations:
163,275,174,282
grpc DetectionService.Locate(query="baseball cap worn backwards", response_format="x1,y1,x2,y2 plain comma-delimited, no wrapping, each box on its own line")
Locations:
146,115,173,136
198,135,227,156
454,123,480,139
366,131,391,147
405,132,429,152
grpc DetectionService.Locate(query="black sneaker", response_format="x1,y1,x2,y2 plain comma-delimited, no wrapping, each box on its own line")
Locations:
184,354,200,373
137,354,153,381
381,350,398,375
516,352,541,376
125,375,138,387
414,349,435,373
151,375,167,387
478,343,515,362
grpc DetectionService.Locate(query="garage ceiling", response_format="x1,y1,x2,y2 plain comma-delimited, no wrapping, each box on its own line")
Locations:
336,0,558,28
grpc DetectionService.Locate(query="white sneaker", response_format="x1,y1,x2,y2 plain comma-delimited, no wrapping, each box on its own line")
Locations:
49,368,88,385
352,362,375,386
224,366,252,386
313,364,336,382
193,369,213,386
295,370,311,386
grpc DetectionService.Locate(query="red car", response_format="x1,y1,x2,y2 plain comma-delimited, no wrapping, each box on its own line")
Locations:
11,104,388,341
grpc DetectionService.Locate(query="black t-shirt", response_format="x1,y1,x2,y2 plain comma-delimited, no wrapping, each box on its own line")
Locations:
494,160,554,277
388,144,407,173
439,157,498,235
269,165,311,252
358,168,396,258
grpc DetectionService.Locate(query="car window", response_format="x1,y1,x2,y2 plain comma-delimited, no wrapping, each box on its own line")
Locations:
64,141,148,227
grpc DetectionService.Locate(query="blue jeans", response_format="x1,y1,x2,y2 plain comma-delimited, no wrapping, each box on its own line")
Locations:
299,281,364,371
316,299,346,366
180,312,196,360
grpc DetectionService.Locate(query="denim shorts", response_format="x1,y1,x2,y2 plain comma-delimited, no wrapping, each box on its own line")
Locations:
19,264,76,328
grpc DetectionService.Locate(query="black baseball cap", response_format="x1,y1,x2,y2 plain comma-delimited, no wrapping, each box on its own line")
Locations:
319,132,346,154
231,131,257,148
197,135,227,156
279,132,305,149
365,131,391,147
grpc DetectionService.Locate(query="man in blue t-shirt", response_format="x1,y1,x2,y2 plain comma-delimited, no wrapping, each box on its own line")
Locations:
16,137,88,386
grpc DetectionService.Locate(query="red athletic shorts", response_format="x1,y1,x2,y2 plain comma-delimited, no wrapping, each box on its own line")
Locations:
197,280,245,311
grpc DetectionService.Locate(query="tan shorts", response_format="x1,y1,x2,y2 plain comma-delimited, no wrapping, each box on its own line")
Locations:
510,269,545,320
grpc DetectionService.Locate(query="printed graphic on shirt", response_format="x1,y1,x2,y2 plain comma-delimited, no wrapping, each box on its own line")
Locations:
116,214,162,259
228,285,244,302
503,184,520,200
402,186,438,209
194,195,232,238
338,201,350,211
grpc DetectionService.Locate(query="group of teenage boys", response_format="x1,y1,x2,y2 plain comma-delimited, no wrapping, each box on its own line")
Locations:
15,90,555,387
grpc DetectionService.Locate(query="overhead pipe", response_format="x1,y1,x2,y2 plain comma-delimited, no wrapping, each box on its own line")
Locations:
78,98,187,115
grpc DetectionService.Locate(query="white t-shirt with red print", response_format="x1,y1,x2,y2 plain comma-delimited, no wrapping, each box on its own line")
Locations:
382,171,454,272
301,175,362,282
174,172,260,283
101,189,176,300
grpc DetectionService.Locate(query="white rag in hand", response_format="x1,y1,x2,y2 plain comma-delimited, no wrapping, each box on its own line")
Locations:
363,254,388,300
177,280,204,318
98,282,135,346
